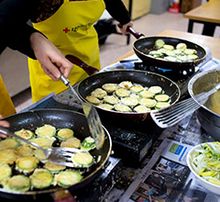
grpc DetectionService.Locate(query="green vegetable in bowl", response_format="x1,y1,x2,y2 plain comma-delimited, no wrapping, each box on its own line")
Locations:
190,142,220,186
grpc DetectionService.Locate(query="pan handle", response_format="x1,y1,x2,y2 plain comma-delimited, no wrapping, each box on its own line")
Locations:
127,26,145,39
65,54,98,75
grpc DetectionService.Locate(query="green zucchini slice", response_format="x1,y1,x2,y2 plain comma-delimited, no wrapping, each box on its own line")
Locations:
57,128,74,140
60,137,81,148
155,102,171,109
91,88,107,99
0,138,19,150
44,161,66,173
31,137,55,149
35,124,56,138
16,156,39,174
16,145,33,157
102,83,118,93
34,149,47,161
55,170,82,188
154,94,170,102
98,103,114,111
118,81,133,89
134,105,151,113
0,164,12,183
139,90,155,98
30,169,53,189
115,88,130,97
15,129,34,140
103,95,119,105
155,39,165,49
114,104,132,112
148,86,163,94
71,151,94,168
139,98,157,108
4,175,30,192
0,149,17,165
86,95,101,105
81,137,96,151
130,85,144,93
121,97,139,107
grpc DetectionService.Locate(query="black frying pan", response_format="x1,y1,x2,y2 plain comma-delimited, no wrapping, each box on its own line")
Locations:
1,109,112,200
77,69,181,121
128,27,207,69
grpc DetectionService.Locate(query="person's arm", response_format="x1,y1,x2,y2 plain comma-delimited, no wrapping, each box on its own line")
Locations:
0,0,38,58
104,0,132,34
0,0,73,80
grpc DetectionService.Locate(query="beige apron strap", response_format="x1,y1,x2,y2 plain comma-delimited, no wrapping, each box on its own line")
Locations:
0,75,16,117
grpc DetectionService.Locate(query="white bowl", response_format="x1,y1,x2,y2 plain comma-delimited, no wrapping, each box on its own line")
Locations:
187,142,220,195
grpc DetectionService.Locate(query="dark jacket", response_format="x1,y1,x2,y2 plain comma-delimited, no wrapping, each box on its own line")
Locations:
0,0,130,58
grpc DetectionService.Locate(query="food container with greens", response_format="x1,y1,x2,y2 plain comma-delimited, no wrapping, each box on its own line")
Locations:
187,142,220,195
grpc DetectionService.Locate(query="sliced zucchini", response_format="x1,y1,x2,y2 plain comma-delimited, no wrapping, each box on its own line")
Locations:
121,97,139,107
155,39,165,49
155,94,170,102
148,86,163,94
98,103,114,111
16,145,33,157
139,98,157,108
130,85,144,93
55,170,82,188
4,175,30,192
81,136,96,151
91,88,107,99
118,81,133,89
103,95,119,105
16,156,39,174
0,164,12,183
102,83,118,93
35,124,56,138
115,88,130,97
60,137,81,148
34,149,47,161
44,161,66,173
0,149,17,165
15,129,34,140
155,102,171,109
72,151,94,168
163,44,174,50
31,137,55,149
114,104,132,112
86,95,101,105
0,138,19,150
57,128,74,141
139,90,155,98
176,43,187,50
30,169,53,189
134,105,151,113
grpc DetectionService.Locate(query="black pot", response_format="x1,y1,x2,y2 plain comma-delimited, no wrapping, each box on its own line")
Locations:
188,68,220,139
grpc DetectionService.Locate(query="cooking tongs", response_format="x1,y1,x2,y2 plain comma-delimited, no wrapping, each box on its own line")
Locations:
0,126,88,168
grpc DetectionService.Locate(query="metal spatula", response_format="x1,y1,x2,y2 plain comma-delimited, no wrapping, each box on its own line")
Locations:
150,83,220,128
60,75,105,149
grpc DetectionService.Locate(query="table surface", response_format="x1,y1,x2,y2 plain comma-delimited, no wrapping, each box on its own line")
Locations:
117,29,220,60
184,0,220,24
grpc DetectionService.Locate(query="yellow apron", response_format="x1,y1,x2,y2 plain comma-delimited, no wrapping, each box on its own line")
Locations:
28,0,105,102
0,75,16,117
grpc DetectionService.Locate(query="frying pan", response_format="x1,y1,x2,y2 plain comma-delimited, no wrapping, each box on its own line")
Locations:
77,69,181,121
0,109,112,200
128,27,207,69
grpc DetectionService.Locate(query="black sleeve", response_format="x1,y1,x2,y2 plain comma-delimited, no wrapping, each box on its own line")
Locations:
0,0,38,58
104,0,131,25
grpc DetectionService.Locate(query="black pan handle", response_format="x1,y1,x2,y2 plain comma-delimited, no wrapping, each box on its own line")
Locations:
127,26,145,39
65,54,98,75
